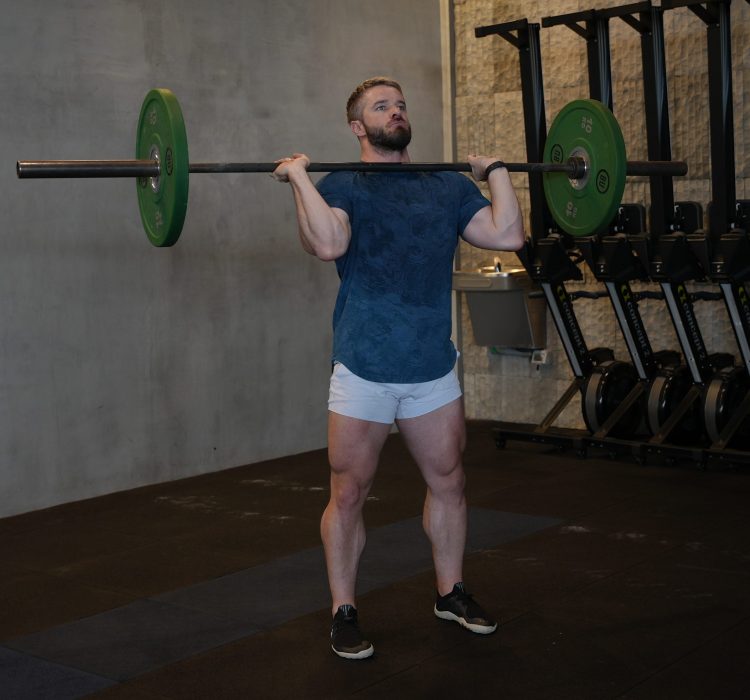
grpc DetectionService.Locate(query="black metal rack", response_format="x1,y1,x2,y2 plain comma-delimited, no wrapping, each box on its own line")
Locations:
474,0,750,468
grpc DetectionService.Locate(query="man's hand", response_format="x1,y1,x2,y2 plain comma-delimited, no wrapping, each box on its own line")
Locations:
467,154,504,182
271,153,311,182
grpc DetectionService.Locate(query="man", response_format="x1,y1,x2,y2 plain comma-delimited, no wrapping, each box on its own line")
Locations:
273,77,524,659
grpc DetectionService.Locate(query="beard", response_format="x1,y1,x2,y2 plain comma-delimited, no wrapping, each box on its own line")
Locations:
364,121,412,152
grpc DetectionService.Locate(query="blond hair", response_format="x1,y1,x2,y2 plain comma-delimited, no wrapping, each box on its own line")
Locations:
346,77,404,123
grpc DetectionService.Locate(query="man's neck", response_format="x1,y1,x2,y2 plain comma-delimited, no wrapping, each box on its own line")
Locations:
360,144,411,164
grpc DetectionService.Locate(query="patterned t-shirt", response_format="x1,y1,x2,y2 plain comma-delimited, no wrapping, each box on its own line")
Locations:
317,170,489,383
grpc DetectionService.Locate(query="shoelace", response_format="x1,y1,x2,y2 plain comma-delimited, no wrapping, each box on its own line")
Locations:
332,612,360,634
443,584,474,603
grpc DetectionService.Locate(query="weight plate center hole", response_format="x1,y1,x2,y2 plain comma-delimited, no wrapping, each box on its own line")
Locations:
569,146,590,191
149,145,161,194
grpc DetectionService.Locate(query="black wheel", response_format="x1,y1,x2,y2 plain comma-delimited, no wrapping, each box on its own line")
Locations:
703,367,749,447
582,360,640,438
646,366,701,443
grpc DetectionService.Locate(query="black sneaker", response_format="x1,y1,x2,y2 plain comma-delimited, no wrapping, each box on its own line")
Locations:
330,605,374,659
434,582,497,634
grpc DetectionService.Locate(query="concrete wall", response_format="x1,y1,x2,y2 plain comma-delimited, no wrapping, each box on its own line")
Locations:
0,0,446,517
454,0,750,428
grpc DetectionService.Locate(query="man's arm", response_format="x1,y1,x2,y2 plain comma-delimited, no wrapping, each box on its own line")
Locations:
272,154,351,261
461,155,525,251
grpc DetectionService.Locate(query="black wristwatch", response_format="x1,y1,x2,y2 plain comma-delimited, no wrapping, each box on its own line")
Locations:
483,160,506,180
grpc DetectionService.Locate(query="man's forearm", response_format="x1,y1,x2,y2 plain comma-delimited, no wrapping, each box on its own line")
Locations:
486,167,524,245
288,172,350,261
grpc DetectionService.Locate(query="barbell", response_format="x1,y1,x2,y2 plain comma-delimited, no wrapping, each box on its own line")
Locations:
16,88,687,246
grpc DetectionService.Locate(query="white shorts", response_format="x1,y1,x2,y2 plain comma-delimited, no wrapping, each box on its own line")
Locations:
328,362,462,424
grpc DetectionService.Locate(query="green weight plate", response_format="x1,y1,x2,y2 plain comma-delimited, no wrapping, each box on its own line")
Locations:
543,99,627,237
136,89,189,246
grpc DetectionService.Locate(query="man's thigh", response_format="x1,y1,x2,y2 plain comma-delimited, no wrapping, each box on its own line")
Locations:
327,411,392,488
396,398,466,483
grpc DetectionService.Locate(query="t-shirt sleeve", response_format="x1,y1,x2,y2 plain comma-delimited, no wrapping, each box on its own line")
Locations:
316,172,354,217
457,175,491,233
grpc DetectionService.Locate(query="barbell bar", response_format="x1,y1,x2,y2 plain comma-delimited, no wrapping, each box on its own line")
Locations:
17,158,588,178
15,88,688,246
16,158,686,179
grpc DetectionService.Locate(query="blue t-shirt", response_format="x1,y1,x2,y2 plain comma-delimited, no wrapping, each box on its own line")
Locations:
317,170,489,383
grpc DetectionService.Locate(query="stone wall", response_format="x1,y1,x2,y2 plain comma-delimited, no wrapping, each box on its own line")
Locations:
453,0,750,427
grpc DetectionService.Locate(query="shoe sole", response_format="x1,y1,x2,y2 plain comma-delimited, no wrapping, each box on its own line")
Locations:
434,606,498,635
331,644,374,660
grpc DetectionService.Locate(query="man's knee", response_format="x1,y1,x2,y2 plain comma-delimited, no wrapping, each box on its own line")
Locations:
448,461,467,496
428,458,466,500
328,467,373,512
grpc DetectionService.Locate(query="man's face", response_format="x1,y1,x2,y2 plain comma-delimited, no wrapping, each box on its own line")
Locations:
357,85,412,151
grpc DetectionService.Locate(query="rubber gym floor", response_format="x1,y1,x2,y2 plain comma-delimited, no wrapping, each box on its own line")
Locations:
1,420,749,699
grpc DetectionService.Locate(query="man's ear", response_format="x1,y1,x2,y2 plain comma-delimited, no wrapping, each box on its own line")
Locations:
350,120,366,137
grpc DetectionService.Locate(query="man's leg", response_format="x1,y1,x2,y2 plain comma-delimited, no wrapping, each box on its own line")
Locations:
396,397,467,596
397,397,497,634
322,411,392,613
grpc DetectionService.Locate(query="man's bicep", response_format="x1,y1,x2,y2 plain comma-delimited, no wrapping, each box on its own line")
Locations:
298,204,351,260
330,206,351,231
460,205,495,249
